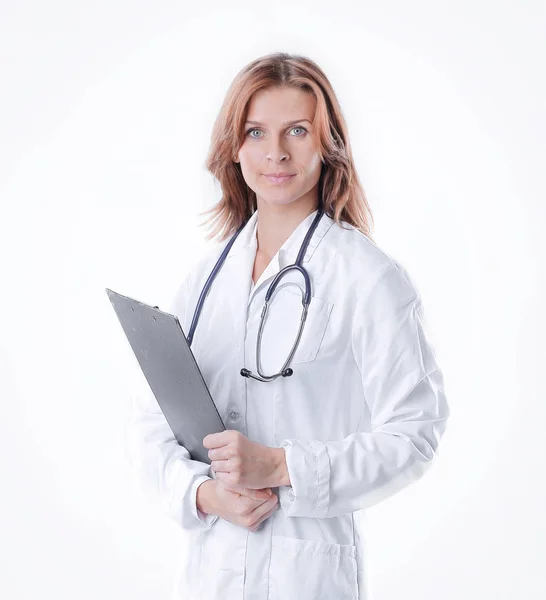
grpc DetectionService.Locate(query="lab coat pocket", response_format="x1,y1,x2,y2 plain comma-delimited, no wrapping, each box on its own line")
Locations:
268,535,358,600
258,286,333,370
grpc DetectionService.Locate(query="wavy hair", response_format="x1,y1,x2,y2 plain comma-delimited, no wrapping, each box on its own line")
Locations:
199,52,375,243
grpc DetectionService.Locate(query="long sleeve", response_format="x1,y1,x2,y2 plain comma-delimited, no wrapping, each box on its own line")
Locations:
123,272,219,532
278,261,450,519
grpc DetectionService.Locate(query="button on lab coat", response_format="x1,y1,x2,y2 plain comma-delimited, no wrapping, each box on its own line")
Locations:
124,208,450,600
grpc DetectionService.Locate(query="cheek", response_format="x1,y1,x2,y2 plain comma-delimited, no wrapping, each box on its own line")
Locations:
239,145,261,167
306,152,322,173
239,153,263,182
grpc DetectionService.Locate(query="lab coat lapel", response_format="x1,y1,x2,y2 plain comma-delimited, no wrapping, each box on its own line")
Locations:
220,208,334,334
248,209,335,303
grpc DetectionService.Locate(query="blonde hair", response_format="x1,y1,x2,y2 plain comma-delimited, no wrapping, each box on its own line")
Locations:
199,52,375,243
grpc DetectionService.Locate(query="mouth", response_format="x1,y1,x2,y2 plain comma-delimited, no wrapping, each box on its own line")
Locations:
263,174,296,185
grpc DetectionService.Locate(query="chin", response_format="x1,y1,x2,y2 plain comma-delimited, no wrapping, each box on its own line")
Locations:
260,196,300,207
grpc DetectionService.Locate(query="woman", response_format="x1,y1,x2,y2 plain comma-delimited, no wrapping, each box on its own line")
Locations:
125,52,449,600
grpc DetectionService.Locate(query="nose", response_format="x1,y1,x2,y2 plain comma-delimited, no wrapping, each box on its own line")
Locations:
266,139,289,162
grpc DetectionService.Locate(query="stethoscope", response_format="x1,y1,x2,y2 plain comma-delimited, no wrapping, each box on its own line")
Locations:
186,201,325,382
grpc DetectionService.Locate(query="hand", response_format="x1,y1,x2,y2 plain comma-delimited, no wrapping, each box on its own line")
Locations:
203,430,285,489
205,480,279,532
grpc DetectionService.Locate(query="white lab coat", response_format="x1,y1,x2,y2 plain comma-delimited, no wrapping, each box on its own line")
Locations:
124,208,449,600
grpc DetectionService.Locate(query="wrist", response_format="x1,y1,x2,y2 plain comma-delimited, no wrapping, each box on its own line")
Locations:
273,447,291,487
196,479,217,516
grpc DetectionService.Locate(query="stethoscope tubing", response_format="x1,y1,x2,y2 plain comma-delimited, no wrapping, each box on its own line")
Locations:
187,201,325,382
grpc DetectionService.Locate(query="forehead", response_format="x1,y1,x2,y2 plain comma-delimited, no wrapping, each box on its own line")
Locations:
245,87,316,124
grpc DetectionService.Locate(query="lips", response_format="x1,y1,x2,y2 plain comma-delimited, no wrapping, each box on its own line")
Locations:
263,174,296,184
263,172,295,177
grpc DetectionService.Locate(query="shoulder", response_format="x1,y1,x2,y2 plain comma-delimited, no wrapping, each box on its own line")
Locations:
326,217,421,303
169,237,230,315
183,238,230,285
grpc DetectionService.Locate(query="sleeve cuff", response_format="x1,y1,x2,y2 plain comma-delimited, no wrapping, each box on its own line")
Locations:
191,476,219,529
277,439,331,518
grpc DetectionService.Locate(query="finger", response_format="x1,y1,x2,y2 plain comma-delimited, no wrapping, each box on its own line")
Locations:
241,487,273,501
221,483,273,501
208,448,230,461
246,496,278,529
243,495,277,520
250,501,279,531
203,431,230,449
211,459,231,473
237,491,274,516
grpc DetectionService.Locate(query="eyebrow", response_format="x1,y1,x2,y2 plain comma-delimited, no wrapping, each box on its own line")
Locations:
244,118,312,127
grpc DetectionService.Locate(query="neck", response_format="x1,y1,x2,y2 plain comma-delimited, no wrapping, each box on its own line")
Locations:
255,195,320,259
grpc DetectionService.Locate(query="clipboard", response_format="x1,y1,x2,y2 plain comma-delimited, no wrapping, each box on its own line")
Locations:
106,287,226,464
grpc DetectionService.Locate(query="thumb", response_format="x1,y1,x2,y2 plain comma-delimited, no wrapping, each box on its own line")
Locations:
243,487,274,501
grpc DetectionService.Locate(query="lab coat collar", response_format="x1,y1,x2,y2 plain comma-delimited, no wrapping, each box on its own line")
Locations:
213,207,335,366
227,207,334,265
221,206,334,310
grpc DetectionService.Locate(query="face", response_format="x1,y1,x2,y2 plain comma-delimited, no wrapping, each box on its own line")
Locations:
235,86,322,211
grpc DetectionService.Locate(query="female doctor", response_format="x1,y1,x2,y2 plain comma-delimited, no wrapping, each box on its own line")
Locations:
124,52,450,600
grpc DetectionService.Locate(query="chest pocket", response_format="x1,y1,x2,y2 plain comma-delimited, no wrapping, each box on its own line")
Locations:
253,284,334,372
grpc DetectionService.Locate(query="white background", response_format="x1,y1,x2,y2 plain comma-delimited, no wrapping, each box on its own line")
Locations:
1,1,544,599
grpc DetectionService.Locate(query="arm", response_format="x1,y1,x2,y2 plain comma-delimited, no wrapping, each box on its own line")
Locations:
123,272,219,532
277,261,450,519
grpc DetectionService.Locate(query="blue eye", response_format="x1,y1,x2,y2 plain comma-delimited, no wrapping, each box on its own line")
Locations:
246,126,307,138
291,126,307,136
